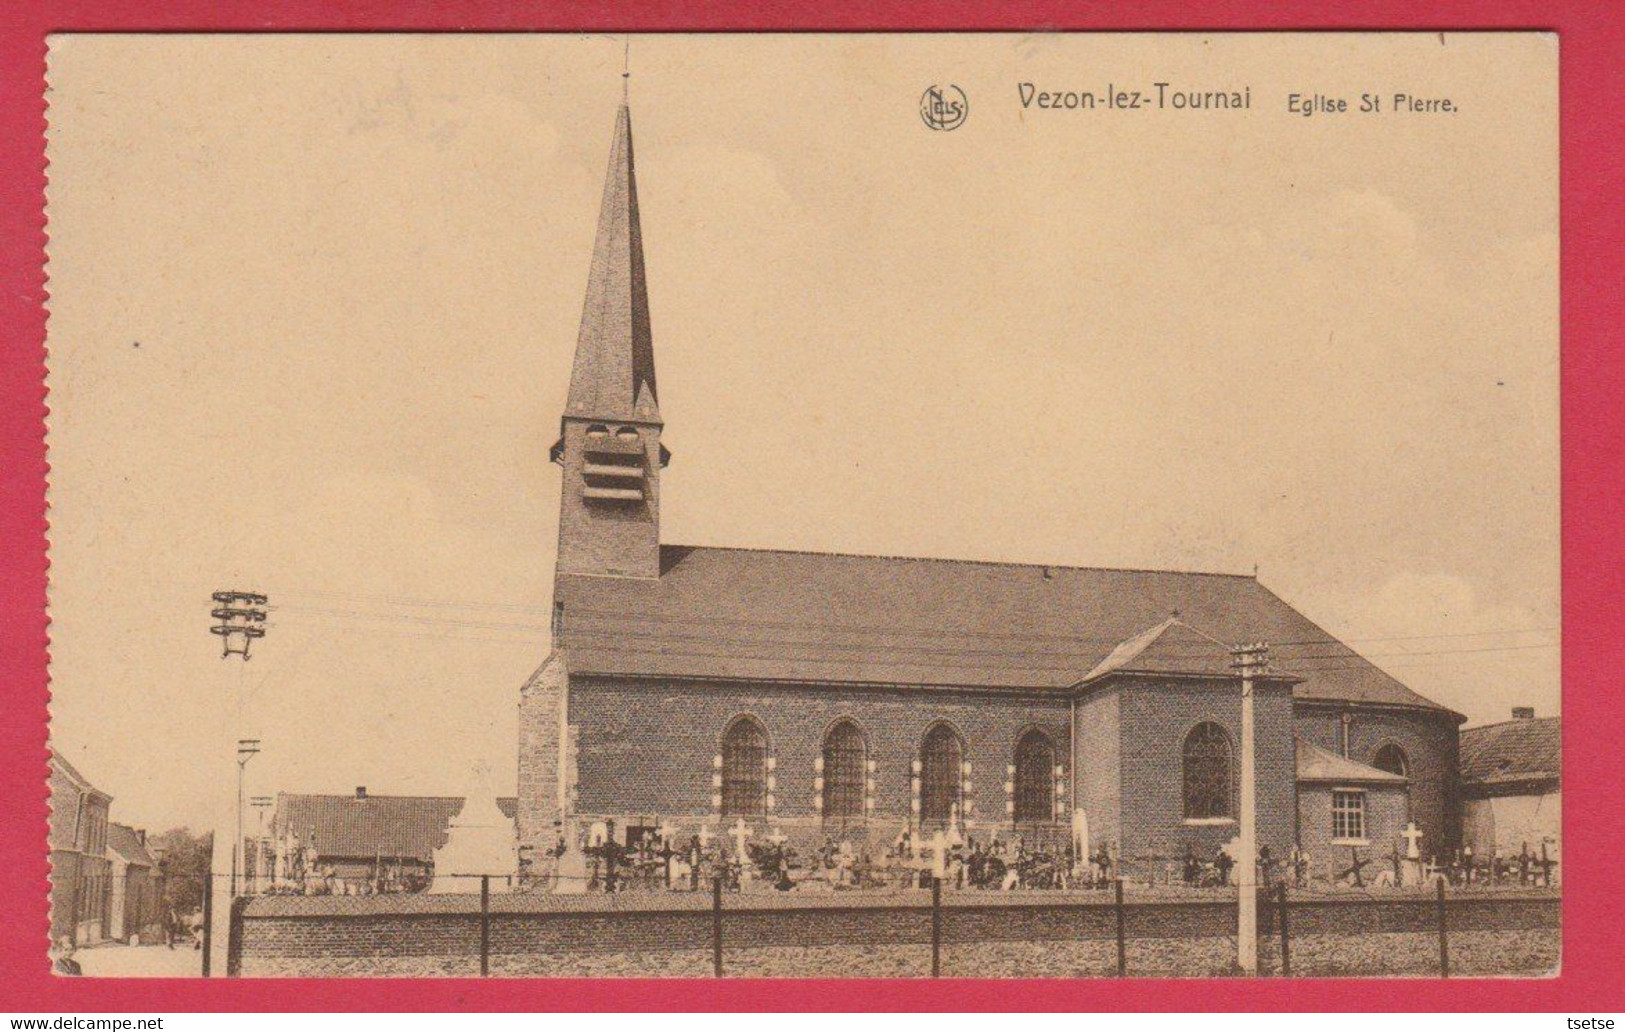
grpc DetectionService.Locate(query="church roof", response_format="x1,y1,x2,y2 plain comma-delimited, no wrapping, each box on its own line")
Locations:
1079,617,1257,681
564,103,660,427
272,793,518,862
1459,715,1560,787
554,544,1460,717
1296,739,1408,784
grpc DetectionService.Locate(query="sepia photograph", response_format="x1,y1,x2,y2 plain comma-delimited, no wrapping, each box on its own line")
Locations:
40,32,1559,981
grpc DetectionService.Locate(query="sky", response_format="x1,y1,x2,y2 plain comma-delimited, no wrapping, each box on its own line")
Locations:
43,33,1558,832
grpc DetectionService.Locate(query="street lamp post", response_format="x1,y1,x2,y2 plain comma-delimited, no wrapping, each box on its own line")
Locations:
204,589,266,978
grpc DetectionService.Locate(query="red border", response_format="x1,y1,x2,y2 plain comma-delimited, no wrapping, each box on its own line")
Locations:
3,1,1619,1012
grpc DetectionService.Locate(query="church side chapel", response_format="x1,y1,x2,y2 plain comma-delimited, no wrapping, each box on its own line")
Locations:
514,95,1465,890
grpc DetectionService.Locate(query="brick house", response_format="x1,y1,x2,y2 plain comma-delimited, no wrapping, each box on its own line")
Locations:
106,823,164,943
267,790,517,889
515,98,1465,879
1459,708,1560,877
48,750,112,944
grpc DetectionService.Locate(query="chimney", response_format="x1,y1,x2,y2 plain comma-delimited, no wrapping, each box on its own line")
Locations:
355,785,368,799
1512,707,1535,720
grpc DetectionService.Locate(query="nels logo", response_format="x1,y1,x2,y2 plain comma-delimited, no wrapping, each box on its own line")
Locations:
920,85,968,131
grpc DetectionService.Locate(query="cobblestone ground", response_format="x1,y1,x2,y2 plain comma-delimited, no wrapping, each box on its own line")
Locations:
74,943,206,978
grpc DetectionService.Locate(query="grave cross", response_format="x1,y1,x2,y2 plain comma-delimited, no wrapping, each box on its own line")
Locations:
1400,822,1425,859
731,818,752,862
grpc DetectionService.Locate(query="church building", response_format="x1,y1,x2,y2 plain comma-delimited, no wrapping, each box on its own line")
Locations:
515,98,1465,878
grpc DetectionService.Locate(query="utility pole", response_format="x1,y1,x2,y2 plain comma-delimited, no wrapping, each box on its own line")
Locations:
236,739,261,897
206,590,266,977
1231,640,1269,976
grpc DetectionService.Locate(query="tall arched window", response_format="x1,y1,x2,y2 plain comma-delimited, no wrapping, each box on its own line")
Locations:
721,717,767,817
920,724,963,824
822,720,866,820
1014,729,1056,823
1182,722,1232,819
1372,743,1410,778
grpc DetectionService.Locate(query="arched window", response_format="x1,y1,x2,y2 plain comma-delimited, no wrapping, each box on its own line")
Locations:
1372,743,1410,778
920,724,963,824
1182,722,1232,819
822,720,866,820
1014,729,1056,823
721,717,767,817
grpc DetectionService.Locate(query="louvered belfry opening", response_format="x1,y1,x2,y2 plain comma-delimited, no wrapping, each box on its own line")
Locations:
581,426,648,504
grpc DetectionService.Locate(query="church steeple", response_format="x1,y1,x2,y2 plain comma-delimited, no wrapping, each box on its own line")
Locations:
552,98,667,581
563,101,659,426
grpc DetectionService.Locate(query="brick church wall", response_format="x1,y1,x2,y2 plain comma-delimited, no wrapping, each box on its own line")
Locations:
1113,678,1298,870
515,654,567,864
1293,703,1460,858
567,677,1070,835
1074,690,1120,849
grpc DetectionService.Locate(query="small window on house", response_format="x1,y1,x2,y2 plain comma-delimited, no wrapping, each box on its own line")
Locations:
586,424,610,437
1332,790,1367,841
616,426,640,439
1372,744,1410,778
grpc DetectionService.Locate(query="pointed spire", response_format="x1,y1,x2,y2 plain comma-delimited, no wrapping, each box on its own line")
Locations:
565,100,659,425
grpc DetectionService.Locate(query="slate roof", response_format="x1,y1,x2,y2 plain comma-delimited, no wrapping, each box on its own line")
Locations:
272,794,518,862
1296,739,1408,784
554,544,1459,717
1081,618,1258,682
1459,716,1560,787
107,823,155,867
564,102,659,427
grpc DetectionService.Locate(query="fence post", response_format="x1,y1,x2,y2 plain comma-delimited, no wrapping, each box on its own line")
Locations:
931,875,942,978
1114,878,1127,977
712,874,724,977
200,874,213,978
479,875,491,978
226,895,245,977
1277,883,1290,977
1436,877,1449,978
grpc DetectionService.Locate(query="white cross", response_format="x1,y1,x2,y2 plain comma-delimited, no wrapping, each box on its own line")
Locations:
731,817,752,860
766,825,788,846
697,824,713,850
657,820,678,845
1401,822,1425,859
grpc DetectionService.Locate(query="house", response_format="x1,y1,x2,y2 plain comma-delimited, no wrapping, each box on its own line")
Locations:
106,823,164,943
47,750,112,944
266,788,517,888
1460,707,1560,877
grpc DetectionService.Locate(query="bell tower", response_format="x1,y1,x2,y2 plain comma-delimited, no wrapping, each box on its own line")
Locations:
551,99,668,580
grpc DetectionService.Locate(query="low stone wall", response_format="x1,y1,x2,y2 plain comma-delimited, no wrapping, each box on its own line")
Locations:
234,886,1560,978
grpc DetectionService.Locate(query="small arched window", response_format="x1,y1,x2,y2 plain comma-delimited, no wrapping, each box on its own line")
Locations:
1372,743,1410,778
615,426,640,439
920,724,964,824
586,424,609,437
822,720,866,820
1014,729,1056,823
721,717,767,818
1182,722,1232,819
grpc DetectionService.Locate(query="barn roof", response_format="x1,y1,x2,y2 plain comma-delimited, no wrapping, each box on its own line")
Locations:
554,544,1458,717
272,793,517,862
1459,716,1560,787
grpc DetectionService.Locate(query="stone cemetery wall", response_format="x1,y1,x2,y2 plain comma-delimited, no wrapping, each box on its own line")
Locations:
234,887,1559,978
